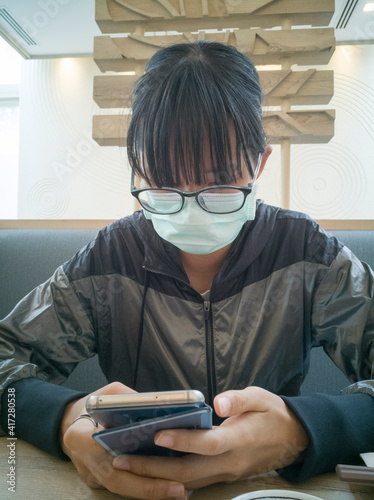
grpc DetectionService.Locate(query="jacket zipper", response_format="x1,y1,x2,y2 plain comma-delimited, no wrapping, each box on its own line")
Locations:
144,266,217,406
204,300,217,409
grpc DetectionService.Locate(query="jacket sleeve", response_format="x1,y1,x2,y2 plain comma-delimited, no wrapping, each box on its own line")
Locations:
0,265,97,438
312,245,374,390
279,245,374,482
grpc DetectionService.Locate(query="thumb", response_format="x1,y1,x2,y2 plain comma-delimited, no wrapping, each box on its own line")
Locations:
214,386,273,418
92,381,137,396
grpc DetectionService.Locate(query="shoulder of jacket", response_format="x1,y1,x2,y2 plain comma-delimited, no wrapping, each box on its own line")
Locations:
258,203,342,265
63,212,147,281
259,202,319,231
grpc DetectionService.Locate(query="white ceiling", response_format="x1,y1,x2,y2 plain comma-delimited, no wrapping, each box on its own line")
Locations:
0,0,373,59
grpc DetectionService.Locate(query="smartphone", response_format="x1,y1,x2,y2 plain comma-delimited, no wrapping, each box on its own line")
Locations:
86,390,207,428
92,406,212,457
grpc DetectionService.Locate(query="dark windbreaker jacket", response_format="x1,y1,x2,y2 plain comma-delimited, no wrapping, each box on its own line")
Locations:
1,201,374,482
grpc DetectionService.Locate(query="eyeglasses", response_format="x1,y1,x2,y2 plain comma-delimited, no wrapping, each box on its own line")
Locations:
131,155,262,215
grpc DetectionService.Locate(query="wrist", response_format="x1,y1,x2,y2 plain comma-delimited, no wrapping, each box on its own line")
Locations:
59,396,87,455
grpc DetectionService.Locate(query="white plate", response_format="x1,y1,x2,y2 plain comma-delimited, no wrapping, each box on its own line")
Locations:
230,490,324,500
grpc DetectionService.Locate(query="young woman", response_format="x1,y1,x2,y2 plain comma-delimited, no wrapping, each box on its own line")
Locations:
1,41,373,500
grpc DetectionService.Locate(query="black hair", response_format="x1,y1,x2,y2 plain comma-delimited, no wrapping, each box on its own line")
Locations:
127,40,266,187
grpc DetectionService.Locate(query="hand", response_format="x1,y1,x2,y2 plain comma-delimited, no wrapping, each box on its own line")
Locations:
61,382,188,499
113,386,309,490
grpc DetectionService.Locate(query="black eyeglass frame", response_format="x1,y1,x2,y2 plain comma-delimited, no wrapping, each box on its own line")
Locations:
130,153,263,215
130,171,256,215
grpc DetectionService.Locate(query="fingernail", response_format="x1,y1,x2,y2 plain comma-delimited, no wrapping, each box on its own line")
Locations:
112,456,130,470
155,433,174,448
168,483,185,498
218,396,231,416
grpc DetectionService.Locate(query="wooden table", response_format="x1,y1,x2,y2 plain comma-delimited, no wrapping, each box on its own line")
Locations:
1,438,372,500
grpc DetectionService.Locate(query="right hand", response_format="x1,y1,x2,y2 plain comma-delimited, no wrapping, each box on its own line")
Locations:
60,382,188,499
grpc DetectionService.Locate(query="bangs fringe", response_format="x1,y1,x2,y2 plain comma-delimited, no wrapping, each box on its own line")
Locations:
127,41,266,187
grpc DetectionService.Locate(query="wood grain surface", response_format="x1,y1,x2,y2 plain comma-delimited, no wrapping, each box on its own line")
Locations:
1,438,372,500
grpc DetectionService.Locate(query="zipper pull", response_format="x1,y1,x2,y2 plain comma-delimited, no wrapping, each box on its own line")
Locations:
203,300,210,321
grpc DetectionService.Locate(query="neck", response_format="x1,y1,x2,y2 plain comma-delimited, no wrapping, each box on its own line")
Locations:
179,244,231,294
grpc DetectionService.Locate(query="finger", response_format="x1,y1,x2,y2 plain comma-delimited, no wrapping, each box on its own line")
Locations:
71,416,104,433
76,440,188,499
92,381,138,396
95,465,188,499
214,386,276,417
152,423,248,456
65,418,105,452
70,421,189,498
113,453,233,490
72,455,106,490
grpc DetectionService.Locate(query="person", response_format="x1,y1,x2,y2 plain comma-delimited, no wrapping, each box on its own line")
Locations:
0,40,373,500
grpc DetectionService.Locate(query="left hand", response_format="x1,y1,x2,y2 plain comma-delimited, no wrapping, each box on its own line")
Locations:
112,386,309,490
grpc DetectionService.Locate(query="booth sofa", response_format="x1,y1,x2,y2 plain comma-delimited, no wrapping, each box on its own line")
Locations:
1,225,373,396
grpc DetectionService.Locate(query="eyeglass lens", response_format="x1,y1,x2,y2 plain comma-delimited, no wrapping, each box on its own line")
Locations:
138,188,245,214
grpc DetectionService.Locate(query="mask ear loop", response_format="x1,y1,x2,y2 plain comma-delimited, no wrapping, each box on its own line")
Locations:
251,153,263,185
245,153,262,220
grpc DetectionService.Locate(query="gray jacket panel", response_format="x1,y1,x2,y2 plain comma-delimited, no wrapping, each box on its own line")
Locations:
0,204,373,435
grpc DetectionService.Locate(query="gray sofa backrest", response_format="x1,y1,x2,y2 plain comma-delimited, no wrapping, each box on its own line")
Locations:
0,228,107,392
0,229,99,319
0,227,373,395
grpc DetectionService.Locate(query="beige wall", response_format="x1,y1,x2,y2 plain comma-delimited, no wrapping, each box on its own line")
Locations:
259,44,374,220
17,57,132,219
15,45,374,221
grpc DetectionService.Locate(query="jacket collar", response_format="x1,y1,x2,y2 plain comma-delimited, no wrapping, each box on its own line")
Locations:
131,210,189,282
131,201,279,284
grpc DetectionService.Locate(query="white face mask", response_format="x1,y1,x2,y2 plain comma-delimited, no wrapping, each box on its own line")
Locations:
144,185,257,254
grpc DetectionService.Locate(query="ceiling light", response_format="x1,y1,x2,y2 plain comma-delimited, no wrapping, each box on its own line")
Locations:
363,3,374,11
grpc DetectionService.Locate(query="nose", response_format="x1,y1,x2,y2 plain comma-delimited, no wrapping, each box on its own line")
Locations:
177,196,211,222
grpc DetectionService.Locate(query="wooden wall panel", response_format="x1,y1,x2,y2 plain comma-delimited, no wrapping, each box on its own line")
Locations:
259,69,334,106
92,115,129,147
93,74,138,108
263,110,335,144
94,28,335,72
93,0,337,211
92,110,335,147
95,0,335,33
93,70,334,108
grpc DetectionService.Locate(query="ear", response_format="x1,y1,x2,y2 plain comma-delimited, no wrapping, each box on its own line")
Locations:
257,145,272,179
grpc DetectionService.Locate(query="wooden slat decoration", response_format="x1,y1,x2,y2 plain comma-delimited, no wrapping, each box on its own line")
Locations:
235,28,335,66
92,110,335,147
93,70,334,108
259,69,334,106
94,28,335,72
95,0,335,33
93,115,128,146
263,110,335,144
93,74,138,108
92,0,338,214
92,114,130,146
